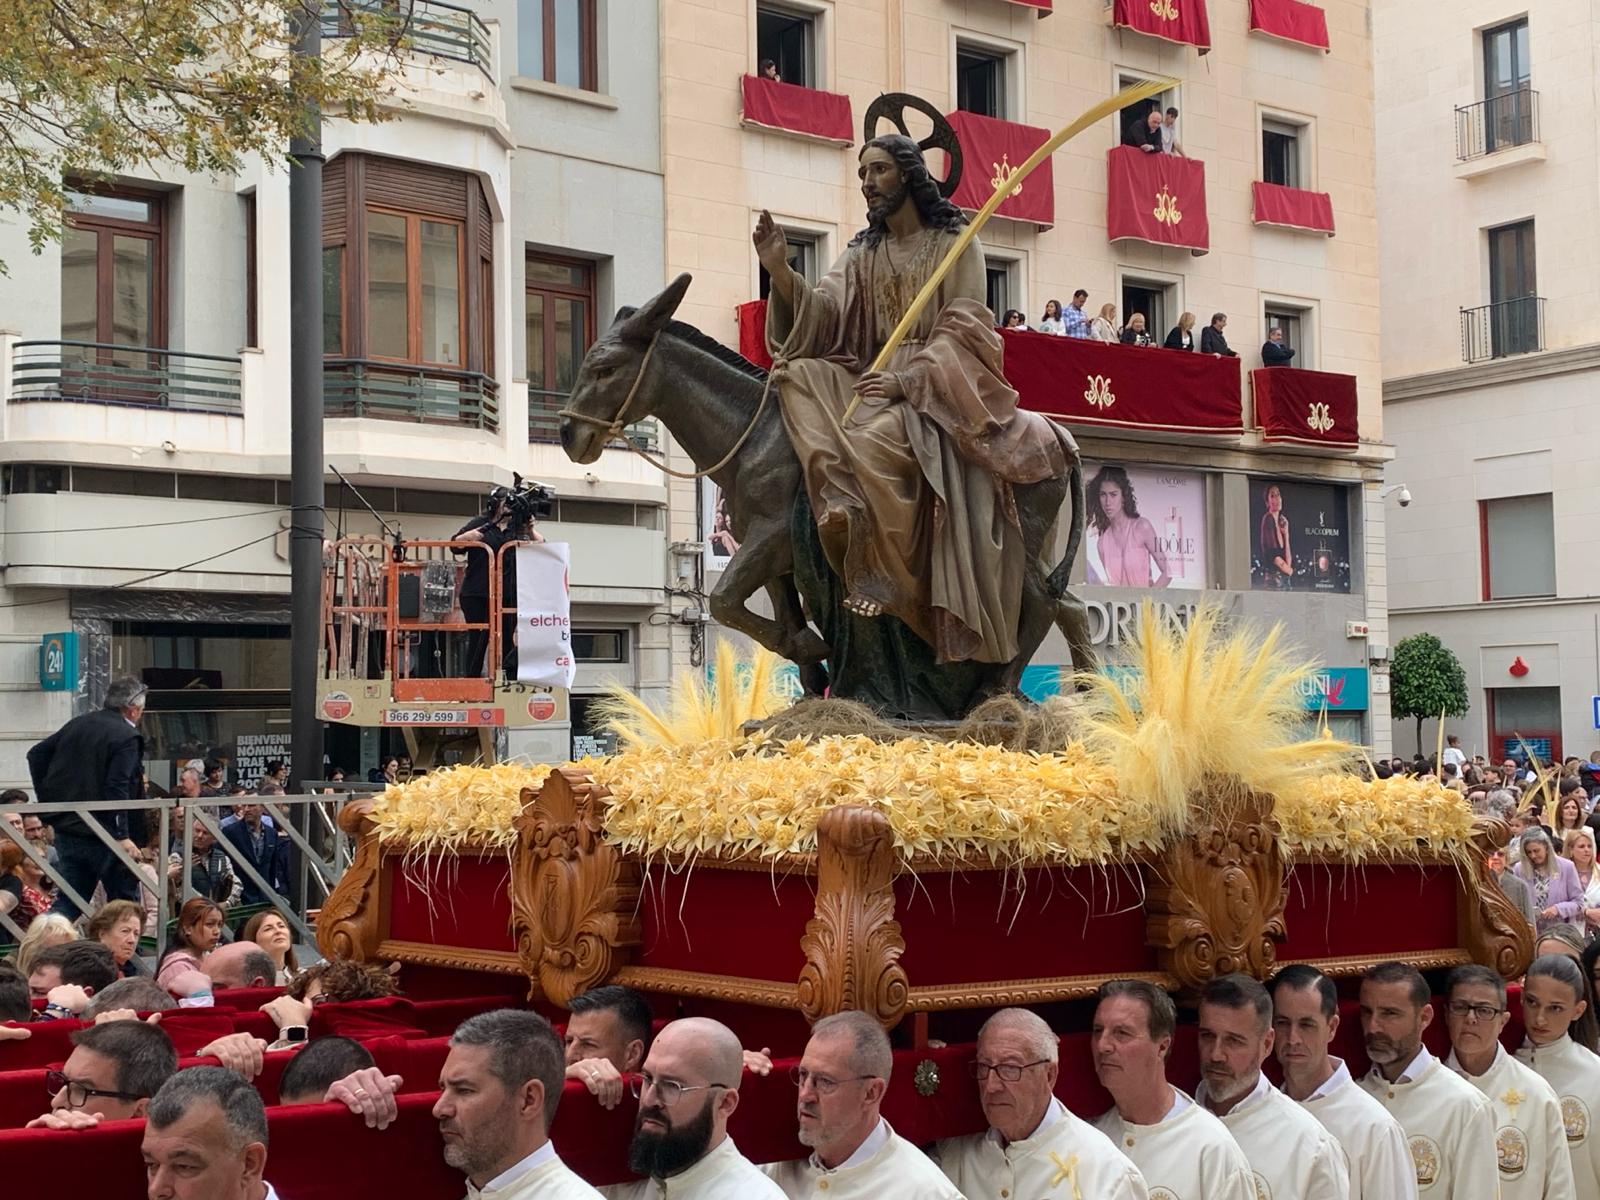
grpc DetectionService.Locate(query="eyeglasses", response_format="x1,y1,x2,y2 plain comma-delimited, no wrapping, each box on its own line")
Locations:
1446,1001,1503,1023
627,1073,729,1106
44,1070,144,1111
788,1066,878,1095
970,1059,1051,1082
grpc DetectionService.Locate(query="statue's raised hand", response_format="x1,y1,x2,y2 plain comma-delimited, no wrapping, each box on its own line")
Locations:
753,210,789,277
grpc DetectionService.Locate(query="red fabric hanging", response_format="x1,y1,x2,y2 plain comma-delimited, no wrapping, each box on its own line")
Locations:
945,110,1055,227
1249,0,1331,50
1252,366,1359,448
1106,145,1211,254
1112,0,1212,51
1252,181,1336,235
736,300,773,370
739,75,853,143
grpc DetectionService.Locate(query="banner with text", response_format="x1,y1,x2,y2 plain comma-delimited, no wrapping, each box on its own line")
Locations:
516,542,576,688
1083,463,1207,589
1248,478,1351,593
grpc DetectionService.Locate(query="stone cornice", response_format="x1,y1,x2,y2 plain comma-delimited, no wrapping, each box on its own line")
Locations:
1384,343,1600,403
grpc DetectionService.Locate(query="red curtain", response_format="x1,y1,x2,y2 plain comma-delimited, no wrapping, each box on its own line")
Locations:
1252,181,1336,235
946,111,1055,227
736,300,773,370
1105,145,1210,254
1252,367,1359,448
1249,0,1331,50
1002,329,1243,435
739,75,854,143
1002,0,1052,11
1112,0,1211,51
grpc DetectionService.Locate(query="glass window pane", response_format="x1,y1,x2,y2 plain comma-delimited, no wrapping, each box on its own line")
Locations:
367,211,409,359
323,247,344,355
518,0,545,77
526,293,547,389
419,220,461,364
554,0,584,87
110,235,154,348
1486,493,1556,599
61,225,100,345
553,297,586,391
66,191,153,223
526,258,587,289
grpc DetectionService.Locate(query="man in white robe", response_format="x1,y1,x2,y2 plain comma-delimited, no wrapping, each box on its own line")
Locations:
1356,961,1499,1199
933,1008,1147,1199
1268,964,1417,1200
1443,964,1575,1198
433,1010,602,1199
1089,978,1256,1199
762,1010,962,1199
1193,973,1349,1200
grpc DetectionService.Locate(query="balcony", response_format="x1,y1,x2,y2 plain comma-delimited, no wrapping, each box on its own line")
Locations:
1106,145,1210,255
739,75,853,145
1251,367,1358,450
9,342,242,414
322,0,493,78
1461,297,1545,364
1455,90,1544,178
324,359,498,431
529,388,659,452
946,111,1054,229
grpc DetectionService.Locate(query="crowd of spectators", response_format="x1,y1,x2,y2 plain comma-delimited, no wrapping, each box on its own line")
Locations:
996,299,1299,367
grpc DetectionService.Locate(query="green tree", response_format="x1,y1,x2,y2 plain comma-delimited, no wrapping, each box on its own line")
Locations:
1390,632,1470,755
0,0,410,267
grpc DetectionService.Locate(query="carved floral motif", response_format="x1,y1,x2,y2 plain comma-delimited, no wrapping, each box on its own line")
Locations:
1461,817,1535,979
317,799,385,963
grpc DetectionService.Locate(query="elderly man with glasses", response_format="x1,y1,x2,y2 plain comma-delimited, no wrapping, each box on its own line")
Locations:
934,1007,1147,1199
762,1009,962,1198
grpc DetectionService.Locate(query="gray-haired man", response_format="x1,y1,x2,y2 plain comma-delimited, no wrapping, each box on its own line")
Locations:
143,1066,275,1200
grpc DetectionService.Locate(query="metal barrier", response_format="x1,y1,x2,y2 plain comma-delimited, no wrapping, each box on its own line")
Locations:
529,386,660,450
9,341,244,414
324,358,499,431
1455,89,1540,161
322,0,495,78
1460,296,1545,363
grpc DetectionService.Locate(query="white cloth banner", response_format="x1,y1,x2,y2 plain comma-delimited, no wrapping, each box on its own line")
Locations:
515,542,575,688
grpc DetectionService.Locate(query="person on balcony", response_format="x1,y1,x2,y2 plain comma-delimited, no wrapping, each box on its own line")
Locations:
1163,312,1197,351
1000,309,1029,330
759,59,781,83
1037,298,1065,334
1123,108,1163,153
1161,108,1185,156
1202,313,1238,356
1119,313,1153,347
1261,327,1296,366
1088,303,1120,342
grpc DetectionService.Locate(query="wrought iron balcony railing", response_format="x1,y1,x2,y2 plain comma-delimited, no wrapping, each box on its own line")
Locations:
325,358,499,430
322,0,493,78
1461,296,1545,364
1456,89,1539,161
8,342,243,413
529,387,660,452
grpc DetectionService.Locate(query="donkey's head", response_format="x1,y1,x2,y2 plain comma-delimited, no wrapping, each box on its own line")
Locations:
560,273,691,465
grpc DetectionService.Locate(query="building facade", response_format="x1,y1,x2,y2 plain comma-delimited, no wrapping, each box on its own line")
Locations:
0,1,672,786
1377,1,1600,759
662,0,1394,748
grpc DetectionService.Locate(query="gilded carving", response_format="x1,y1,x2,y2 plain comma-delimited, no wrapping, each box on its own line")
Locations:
509,766,641,1006
1461,816,1535,980
797,806,910,1028
317,799,386,963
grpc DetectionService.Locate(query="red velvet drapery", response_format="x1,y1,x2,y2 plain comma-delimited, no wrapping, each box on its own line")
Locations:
1106,145,1210,254
1252,366,1360,448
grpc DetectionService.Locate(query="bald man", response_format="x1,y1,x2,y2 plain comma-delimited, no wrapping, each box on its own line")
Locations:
200,941,276,991
601,1017,783,1199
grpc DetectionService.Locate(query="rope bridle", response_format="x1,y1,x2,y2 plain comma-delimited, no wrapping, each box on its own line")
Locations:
557,330,777,482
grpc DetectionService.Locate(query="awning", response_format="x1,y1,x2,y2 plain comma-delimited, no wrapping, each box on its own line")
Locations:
1112,0,1211,52
1106,145,1210,254
1248,0,1331,51
739,75,853,145
946,110,1055,228
1251,182,1335,235
1252,366,1359,449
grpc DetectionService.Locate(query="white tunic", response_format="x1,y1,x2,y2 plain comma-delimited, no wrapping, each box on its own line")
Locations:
1292,1059,1418,1200
599,1136,786,1200
1446,1045,1575,1200
934,1097,1149,1200
1095,1089,1256,1199
466,1144,603,1200
1197,1073,1350,1200
1358,1047,1499,1199
1517,1036,1600,1199
762,1118,964,1199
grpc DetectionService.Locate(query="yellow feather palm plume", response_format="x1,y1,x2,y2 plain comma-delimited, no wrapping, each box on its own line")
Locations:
594,641,789,749
1074,605,1357,836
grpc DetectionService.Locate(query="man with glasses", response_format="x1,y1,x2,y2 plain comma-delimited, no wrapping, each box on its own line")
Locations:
24,1020,177,1130
762,1009,962,1198
934,1007,1146,1198
1443,964,1572,1198
602,1017,782,1198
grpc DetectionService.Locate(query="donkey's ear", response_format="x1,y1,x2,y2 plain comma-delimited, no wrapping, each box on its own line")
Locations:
619,274,692,339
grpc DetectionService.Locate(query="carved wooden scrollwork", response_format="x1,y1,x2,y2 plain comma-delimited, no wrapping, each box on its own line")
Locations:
1145,782,1287,990
317,799,386,963
1461,816,1535,980
797,806,910,1028
509,767,641,1006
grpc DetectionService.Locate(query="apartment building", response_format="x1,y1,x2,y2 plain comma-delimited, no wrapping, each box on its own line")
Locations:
0,1,671,783
662,0,1394,747
1378,2,1600,758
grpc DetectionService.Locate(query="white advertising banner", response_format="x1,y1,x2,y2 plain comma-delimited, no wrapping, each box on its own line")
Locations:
515,542,576,688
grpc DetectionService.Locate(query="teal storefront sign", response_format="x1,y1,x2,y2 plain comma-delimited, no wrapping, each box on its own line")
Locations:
1022,663,1369,713
39,631,78,692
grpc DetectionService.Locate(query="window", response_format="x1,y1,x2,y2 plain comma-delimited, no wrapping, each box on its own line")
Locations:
322,248,345,355
757,228,820,299
526,254,595,437
1482,18,1532,152
244,194,257,348
572,629,629,662
1487,220,1538,356
60,186,166,354
1264,307,1300,355
519,0,597,91
1122,277,1175,343
1482,493,1555,599
1116,71,1175,146
1264,300,1315,368
1262,119,1303,188
365,209,464,365
1488,686,1561,762
984,256,1021,323
957,44,1008,119
756,3,815,87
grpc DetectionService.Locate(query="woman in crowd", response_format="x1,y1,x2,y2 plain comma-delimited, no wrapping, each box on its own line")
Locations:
1037,299,1065,334
1518,954,1600,1192
86,898,145,977
166,817,239,910
1000,309,1028,330
1087,303,1119,342
155,897,225,989
1554,792,1591,841
11,912,75,978
289,959,399,1006
1118,313,1153,346
1517,826,1586,936
242,909,299,985
367,756,400,786
1162,312,1197,351
1538,922,1588,963
1564,828,1600,941
0,840,47,931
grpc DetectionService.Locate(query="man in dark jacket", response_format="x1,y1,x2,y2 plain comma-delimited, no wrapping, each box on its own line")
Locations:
1200,313,1238,356
1261,326,1296,366
221,800,288,905
1122,107,1163,153
28,677,150,918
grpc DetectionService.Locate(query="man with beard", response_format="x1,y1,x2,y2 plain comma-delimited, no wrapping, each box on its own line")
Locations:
762,1009,962,1197
602,1017,782,1199
1442,964,1573,1199
1091,979,1255,1199
1193,974,1349,1200
1356,961,1497,1199
1268,965,1416,1200
755,134,1073,657
934,1007,1147,1199
433,1009,601,1198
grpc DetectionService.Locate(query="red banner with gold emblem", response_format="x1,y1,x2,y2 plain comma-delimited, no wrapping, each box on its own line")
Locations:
735,300,773,370
1002,330,1243,435
1248,0,1330,50
1252,367,1359,448
739,75,854,144
1113,0,1211,51
945,111,1055,228
1106,145,1210,254
1251,182,1335,235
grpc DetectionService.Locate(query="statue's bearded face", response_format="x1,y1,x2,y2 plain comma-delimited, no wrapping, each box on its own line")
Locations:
858,146,908,219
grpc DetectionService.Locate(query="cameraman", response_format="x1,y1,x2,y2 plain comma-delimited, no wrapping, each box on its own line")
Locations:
452,495,511,676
